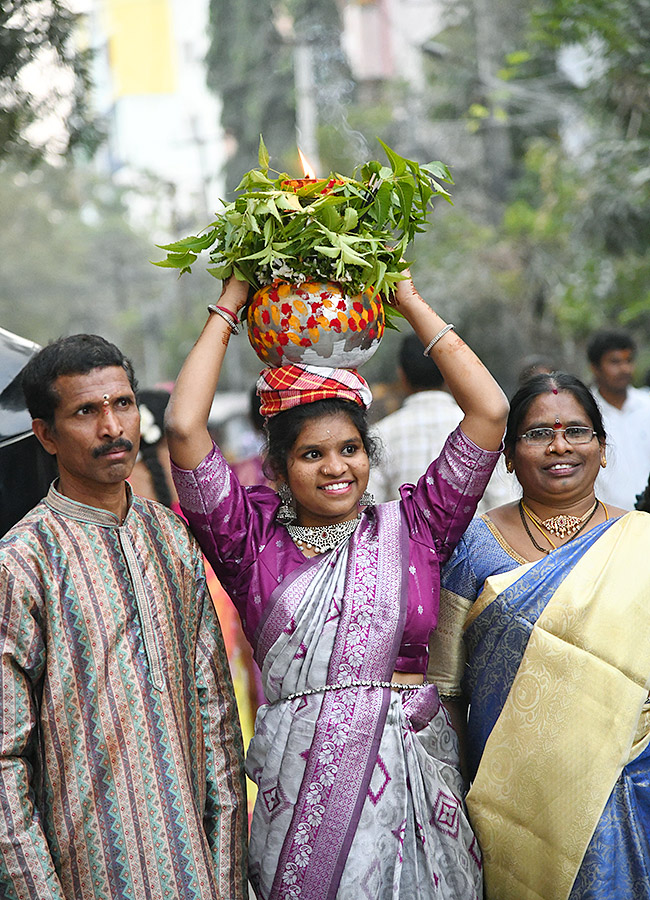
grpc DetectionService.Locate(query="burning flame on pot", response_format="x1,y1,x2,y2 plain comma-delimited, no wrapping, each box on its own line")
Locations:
298,148,317,179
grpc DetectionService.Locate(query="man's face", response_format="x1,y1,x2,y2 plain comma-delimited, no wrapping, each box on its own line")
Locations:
592,348,635,396
33,366,140,502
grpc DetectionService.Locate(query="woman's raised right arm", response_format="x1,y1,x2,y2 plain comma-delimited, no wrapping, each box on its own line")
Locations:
165,278,250,470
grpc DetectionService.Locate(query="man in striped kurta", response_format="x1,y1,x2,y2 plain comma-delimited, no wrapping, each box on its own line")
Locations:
0,334,247,899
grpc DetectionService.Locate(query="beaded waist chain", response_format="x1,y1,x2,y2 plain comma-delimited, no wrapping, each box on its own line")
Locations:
279,679,427,703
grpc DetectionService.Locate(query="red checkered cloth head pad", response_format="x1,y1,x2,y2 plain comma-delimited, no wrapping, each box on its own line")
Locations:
256,364,373,418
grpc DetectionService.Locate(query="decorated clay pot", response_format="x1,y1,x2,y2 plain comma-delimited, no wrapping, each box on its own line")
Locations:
247,280,385,369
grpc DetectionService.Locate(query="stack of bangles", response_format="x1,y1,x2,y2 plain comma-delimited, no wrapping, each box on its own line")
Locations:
207,304,241,334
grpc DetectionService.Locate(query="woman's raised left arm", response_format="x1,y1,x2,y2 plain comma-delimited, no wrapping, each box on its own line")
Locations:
393,274,508,450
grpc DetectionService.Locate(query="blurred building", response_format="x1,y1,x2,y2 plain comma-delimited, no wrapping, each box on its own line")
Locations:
341,0,444,87
84,0,225,229
339,0,479,165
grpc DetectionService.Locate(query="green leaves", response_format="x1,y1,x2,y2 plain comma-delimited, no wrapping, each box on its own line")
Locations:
378,140,408,176
151,250,197,271
152,137,453,299
258,134,270,170
155,229,218,253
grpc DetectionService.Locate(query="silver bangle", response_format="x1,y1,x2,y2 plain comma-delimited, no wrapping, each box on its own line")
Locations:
207,304,241,335
422,323,454,356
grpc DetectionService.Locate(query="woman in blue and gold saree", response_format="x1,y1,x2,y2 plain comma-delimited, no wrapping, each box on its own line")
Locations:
431,372,650,900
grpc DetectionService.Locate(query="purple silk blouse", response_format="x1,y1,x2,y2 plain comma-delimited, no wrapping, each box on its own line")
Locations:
172,425,500,675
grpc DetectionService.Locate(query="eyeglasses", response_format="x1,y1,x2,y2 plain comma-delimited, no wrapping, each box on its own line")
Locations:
517,426,597,446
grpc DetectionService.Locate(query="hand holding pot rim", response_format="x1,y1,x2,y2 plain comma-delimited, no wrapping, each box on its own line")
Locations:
219,275,251,314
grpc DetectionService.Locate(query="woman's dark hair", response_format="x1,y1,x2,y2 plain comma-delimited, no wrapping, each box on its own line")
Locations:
505,372,606,459
248,385,265,434
263,397,380,480
137,388,173,508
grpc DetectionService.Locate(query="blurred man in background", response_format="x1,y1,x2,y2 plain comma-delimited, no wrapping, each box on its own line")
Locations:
369,333,515,511
588,328,650,509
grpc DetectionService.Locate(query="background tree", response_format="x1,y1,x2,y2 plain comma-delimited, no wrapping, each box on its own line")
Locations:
0,0,101,163
206,0,295,191
206,0,360,191
489,0,650,370
394,0,650,389
0,163,225,384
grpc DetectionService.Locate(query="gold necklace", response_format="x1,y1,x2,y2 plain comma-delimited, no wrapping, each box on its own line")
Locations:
520,498,599,539
519,499,608,555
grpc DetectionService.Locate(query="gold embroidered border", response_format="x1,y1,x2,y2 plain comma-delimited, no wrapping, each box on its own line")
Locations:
481,514,529,565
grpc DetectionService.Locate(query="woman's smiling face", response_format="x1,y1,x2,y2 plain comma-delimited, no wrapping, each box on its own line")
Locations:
283,412,370,527
509,391,604,505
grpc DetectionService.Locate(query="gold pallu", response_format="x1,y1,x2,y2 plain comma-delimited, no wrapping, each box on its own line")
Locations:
465,512,650,900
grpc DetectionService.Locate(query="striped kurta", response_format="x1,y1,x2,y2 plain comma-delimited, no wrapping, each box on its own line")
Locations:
0,484,247,900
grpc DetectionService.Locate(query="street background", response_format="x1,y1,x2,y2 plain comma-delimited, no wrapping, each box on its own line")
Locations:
2,0,649,398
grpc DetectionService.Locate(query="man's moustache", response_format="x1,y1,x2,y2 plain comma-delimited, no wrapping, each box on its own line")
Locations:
92,439,134,458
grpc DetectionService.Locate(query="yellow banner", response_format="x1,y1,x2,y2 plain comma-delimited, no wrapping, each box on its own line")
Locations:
105,0,176,96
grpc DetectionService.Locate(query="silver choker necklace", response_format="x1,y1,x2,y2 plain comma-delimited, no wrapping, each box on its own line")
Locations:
286,515,361,553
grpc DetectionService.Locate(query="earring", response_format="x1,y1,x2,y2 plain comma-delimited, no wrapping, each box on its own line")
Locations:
506,460,514,474
600,455,607,468
360,489,375,506
276,482,297,523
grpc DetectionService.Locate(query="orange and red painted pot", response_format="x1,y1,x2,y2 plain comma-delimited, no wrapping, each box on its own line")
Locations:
247,280,385,369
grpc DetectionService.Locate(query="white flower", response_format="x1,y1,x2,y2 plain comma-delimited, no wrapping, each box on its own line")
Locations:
139,404,161,445
318,744,337,765
306,805,324,827
319,764,337,787
294,824,314,845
